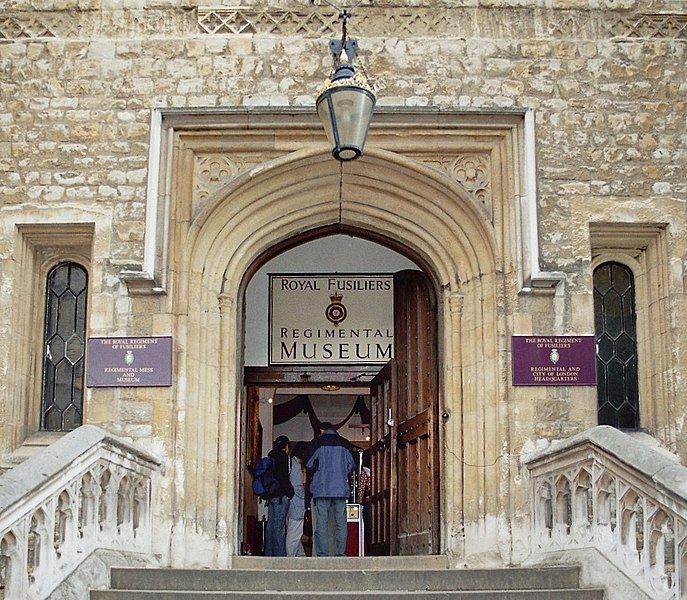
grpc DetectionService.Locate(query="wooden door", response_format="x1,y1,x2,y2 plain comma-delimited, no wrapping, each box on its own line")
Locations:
394,270,439,554
369,359,397,555
368,270,439,555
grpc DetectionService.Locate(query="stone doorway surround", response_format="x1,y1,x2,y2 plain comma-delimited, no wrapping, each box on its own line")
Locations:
131,109,553,567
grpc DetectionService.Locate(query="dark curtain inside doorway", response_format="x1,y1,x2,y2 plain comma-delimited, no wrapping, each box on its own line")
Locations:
273,394,371,438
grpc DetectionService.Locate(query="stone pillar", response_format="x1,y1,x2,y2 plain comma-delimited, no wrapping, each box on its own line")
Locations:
215,292,235,566
444,290,466,561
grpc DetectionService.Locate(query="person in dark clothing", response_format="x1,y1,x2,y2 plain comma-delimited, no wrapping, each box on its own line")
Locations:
264,435,294,556
305,422,355,557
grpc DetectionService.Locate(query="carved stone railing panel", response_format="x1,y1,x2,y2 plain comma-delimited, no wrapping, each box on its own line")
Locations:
196,8,687,41
525,426,687,600
603,13,687,39
0,8,194,41
0,426,161,600
198,8,341,36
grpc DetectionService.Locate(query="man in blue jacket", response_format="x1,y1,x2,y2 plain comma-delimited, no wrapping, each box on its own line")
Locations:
305,422,356,556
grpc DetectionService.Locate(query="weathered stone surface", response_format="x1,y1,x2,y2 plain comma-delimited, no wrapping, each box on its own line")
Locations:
1,0,685,573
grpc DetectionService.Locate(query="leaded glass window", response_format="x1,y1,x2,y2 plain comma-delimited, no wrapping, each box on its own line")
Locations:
593,261,639,429
41,262,88,431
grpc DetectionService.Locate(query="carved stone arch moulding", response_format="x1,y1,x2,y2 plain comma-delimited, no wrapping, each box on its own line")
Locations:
194,150,495,223
187,150,498,296
125,109,560,297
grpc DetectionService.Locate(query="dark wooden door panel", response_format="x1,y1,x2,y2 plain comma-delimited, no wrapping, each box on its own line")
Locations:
397,408,430,444
394,270,439,556
368,270,439,556
369,360,396,555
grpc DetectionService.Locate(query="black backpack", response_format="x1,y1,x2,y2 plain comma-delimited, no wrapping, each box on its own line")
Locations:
251,456,281,499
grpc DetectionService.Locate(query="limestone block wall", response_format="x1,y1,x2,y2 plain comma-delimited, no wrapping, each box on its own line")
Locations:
1,0,686,565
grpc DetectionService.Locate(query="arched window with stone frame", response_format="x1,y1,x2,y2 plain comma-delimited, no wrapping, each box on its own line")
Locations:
593,260,639,430
3,225,93,451
590,224,675,444
40,261,89,432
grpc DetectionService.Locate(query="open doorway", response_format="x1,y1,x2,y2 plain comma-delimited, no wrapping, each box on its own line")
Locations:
241,234,440,557
242,386,371,557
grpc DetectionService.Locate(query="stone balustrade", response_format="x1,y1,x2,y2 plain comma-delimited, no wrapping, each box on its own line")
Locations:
3,422,686,599
524,426,687,600
0,426,162,600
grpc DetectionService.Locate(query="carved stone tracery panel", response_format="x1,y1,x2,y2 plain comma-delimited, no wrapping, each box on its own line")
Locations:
194,153,283,217
2,7,687,41
193,149,493,222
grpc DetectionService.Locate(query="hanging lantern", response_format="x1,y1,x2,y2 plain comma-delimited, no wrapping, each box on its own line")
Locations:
316,12,376,161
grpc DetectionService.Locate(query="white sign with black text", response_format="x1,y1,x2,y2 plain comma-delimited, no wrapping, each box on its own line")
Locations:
269,274,394,364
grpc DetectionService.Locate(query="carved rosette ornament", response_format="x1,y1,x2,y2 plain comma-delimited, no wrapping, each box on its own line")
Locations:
449,155,490,206
421,154,493,219
195,156,240,204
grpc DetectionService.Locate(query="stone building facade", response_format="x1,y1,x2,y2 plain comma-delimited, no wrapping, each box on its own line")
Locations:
1,0,686,571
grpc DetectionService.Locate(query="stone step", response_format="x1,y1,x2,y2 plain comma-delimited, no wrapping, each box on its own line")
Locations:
91,591,604,599
107,565,584,593
90,561,605,599
232,555,451,570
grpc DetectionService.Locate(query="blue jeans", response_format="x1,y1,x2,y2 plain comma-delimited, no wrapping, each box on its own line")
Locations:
265,496,289,556
313,497,347,557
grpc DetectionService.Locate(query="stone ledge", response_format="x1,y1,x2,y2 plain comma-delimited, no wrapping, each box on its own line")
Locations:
0,431,64,473
121,269,167,296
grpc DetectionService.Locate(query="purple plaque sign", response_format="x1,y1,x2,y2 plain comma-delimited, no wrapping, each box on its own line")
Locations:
512,336,597,386
87,336,172,387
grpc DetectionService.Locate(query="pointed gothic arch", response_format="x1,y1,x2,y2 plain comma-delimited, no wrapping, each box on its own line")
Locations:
166,124,513,566
188,148,496,291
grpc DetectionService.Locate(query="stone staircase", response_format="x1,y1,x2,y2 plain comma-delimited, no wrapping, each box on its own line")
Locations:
90,556,606,599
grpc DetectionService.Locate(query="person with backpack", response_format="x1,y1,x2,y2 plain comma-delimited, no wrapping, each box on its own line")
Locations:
305,422,355,557
264,435,294,556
